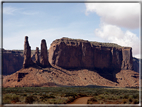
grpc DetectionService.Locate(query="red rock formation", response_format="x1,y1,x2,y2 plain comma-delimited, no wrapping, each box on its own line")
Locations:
121,47,133,70
111,47,122,69
40,39,50,67
49,37,133,70
23,36,34,68
2,49,24,75
35,47,40,66
93,46,112,69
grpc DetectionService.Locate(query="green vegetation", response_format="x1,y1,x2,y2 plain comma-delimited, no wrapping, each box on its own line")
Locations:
2,86,140,104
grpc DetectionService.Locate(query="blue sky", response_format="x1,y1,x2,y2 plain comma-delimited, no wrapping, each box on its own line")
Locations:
3,2,140,58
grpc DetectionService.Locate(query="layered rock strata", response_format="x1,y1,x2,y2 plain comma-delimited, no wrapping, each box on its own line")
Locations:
40,39,50,67
23,36,34,68
49,37,133,70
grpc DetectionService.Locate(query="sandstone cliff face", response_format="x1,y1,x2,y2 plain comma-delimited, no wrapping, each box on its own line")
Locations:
133,57,139,73
121,47,133,70
49,37,133,70
2,49,24,75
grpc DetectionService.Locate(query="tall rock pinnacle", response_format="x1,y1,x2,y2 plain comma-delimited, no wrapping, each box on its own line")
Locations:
35,47,40,66
23,36,34,68
40,39,50,67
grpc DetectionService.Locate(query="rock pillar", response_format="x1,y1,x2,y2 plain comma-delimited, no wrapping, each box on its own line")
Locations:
35,47,40,66
40,39,50,67
23,36,34,68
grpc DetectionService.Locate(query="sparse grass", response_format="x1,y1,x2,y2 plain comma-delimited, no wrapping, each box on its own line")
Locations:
2,86,140,104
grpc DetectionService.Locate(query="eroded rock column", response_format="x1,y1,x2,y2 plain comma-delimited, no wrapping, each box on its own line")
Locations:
35,47,40,66
40,39,50,67
23,36,34,68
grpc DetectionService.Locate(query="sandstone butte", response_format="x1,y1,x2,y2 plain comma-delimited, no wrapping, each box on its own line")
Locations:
3,37,139,88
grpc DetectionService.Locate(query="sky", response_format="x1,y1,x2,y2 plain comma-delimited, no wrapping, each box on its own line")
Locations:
2,1,141,58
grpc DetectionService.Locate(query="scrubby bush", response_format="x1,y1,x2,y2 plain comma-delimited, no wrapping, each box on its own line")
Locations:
133,99,139,104
25,95,36,104
122,99,127,104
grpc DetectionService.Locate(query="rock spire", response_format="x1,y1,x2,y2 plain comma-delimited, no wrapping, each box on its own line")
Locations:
23,36,34,68
35,47,40,66
40,39,50,67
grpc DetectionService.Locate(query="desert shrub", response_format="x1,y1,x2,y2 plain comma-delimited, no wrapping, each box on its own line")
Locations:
99,100,104,104
77,93,87,97
3,94,20,104
3,99,11,104
66,96,76,103
46,98,67,104
123,94,129,99
40,94,55,101
65,93,77,98
122,99,127,104
108,95,118,100
12,94,19,102
3,94,12,100
133,99,139,104
87,97,97,104
22,93,27,96
132,94,139,99
98,94,105,100
25,95,36,104
128,97,133,103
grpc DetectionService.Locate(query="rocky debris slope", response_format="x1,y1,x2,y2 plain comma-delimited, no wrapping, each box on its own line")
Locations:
49,37,133,70
3,66,139,88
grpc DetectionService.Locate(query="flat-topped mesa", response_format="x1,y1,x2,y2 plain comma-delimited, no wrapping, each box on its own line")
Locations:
35,47,40,66
40,39,50,68
23,36,34,68
49,37,133,70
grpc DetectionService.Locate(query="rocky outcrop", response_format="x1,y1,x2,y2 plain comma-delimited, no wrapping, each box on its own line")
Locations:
23,36,34,68
40,39,50,67
49,37,133,70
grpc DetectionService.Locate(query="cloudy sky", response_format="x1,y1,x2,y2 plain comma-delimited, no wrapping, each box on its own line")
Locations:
3,1,140,58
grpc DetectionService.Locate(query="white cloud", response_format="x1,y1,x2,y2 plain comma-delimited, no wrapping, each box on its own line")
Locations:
95,23,140,58
85,3,140,29
3,6,18,15
22,11,39,15
3,6,39,16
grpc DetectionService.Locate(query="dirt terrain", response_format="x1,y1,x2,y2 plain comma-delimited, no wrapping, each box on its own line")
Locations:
69,97,92,104
3,66,139,88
